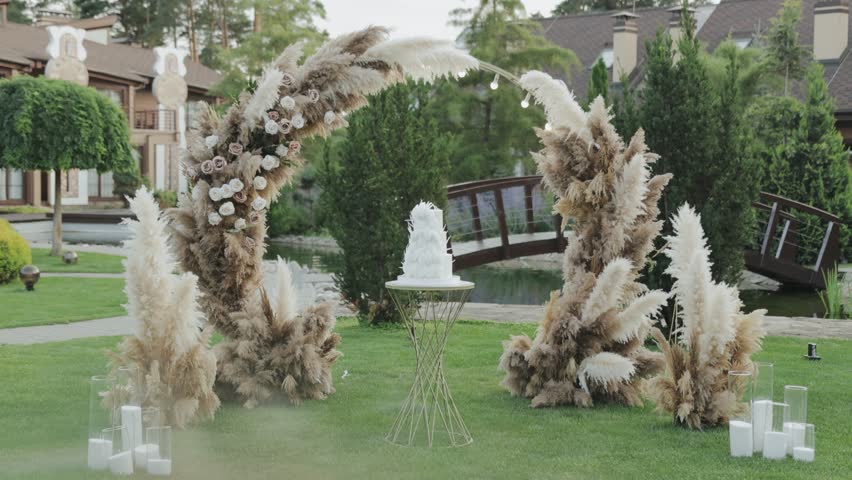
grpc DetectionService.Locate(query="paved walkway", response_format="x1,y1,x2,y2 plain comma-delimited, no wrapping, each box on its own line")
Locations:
42,272,124,279
3,302,851,345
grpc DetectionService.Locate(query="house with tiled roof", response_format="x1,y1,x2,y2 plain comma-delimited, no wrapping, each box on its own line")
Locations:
0,2,222,207
537,0,852,146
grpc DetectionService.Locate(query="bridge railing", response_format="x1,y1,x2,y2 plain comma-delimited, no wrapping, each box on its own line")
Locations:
748,192,841,288
446,175,566,270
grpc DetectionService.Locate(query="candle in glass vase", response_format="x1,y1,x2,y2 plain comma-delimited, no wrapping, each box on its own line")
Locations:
108,450,134,475
783,385,808,454
134,443,160,469
784,422,806,454
751,361,774,453
727,370,754,457
148,458,172,476
762,402,789,460
793,424,816,463
87,438,112,470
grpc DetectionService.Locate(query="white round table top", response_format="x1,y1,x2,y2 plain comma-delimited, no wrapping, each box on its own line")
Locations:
386,277,474,291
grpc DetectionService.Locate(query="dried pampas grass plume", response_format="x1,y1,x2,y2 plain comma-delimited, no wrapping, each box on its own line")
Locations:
111,187,219,428
646,204,766,430
168,27,476,407
498,81,671,408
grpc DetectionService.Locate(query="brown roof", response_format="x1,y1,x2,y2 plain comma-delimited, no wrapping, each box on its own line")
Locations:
538,0,852,111
0,21,221,92
63,15,119,30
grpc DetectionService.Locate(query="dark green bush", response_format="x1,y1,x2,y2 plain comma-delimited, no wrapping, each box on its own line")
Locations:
318,82,450,325
112,164,147,206
0,219,32,284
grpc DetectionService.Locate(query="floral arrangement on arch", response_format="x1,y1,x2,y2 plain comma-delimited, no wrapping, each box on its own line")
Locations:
168,27,478,407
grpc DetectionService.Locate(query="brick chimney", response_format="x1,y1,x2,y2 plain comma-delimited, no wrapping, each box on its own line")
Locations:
814,0,849,60
1,0,9,26
612,11,639,82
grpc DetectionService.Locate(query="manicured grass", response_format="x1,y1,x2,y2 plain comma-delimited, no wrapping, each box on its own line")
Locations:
30,248,125,274
0,277,126,328
0,320,849,479
0,205,51,214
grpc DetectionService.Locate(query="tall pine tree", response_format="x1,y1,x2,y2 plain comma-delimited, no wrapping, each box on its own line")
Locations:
586,57,610,107
318,83,451,324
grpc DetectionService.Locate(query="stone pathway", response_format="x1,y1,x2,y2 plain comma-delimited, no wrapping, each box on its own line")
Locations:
3,301,851,346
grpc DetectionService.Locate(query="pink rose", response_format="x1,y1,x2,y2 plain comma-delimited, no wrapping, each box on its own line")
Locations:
200,160,214,175
267,110,280,121
228,143,244,155
288,140,302,154
281,73,295,87
278,119,292,134
308,89,320,103
212,156,227,171
233,190,247,203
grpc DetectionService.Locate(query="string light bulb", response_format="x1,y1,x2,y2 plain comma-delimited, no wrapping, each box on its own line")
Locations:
457,70,467,78
521,93,531,109
490,74,499,90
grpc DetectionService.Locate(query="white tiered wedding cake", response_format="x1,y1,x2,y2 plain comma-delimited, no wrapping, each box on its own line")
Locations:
393,201,464,287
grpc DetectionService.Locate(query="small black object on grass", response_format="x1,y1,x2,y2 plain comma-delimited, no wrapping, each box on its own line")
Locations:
804,342,822,361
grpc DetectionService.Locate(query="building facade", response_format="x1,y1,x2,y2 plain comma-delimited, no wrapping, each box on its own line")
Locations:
0,9,221,206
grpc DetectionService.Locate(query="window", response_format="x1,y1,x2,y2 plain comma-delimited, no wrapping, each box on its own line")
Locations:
733,37,752,49
0,169,25,202
596,48,614,69
96,88,124,108
87,169,116,198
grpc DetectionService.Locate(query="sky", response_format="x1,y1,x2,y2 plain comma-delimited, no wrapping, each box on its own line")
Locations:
315,0,563,42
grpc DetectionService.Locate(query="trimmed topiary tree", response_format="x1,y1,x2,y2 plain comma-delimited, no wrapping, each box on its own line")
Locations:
319,82,450,324
0,76,134,255
0,219,31,285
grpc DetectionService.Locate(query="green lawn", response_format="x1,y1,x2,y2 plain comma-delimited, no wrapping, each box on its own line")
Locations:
0,277,126,328
0,319,849,479
30,248,125,274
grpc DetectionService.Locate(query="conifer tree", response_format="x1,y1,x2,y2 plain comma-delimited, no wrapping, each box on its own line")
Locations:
764,0,810,96
613,73,641,140
586,57,610,107
319,83,450,324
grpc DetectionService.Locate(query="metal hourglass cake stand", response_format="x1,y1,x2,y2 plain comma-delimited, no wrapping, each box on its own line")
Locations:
385,278,475,448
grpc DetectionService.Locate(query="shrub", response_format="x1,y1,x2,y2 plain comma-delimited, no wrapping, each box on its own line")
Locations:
112,165,147,206
319,82,450,324
267,192,312,237
153,190,178,209
0,219,32,284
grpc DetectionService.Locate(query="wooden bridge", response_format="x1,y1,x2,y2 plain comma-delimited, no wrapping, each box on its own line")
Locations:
446,176,842,289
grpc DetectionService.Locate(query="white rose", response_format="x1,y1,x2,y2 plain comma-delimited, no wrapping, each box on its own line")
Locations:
279,96,296,110
208,212,222,225
192,185,203,201
253,176,268,190
204,135,219,148
324,111,336,125
291,113,305,129
251,196,267,211
219,201,235,216
261,155,280,171
220,184,234,198
234,218,247,231
208,187,223,202
229,178,244,192
264,119,279,135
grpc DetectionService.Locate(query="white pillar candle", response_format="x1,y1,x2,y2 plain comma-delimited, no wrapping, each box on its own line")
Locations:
784,422,806,454
762,431,788,460
147,458,173,476
120,406,143,453
108,450,134,475
729,420,753,457
793,446,815,462
134,443,160,469
87,438,112,470
752,400,773,452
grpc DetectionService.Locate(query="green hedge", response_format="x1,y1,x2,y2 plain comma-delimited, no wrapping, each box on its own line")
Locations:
0,219,31,284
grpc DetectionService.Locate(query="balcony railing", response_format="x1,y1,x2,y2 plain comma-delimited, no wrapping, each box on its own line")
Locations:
133,109,176,131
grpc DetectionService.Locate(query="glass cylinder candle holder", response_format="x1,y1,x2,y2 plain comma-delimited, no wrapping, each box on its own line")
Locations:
87,375,115,471
133,407,163,469
146,426,173,476
762,402,789,460
752,361,774,453
728,370,753,457
783,385,808,454
793,424,815,462
103,426,134,476
115,365,145,406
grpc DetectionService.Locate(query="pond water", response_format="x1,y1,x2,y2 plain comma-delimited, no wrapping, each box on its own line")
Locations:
265,243,826,318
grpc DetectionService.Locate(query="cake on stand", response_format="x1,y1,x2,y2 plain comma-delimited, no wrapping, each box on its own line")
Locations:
385,202,474,448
